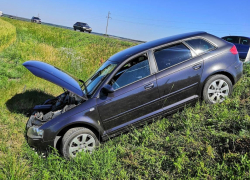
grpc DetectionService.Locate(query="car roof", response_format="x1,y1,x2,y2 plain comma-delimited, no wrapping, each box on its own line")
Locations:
76,22,87,24
108,31,207,63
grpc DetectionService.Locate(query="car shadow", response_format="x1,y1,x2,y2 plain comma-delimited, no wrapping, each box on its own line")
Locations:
6,89,55,116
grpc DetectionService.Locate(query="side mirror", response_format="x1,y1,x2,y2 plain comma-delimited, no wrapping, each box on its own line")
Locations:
102,84,114,94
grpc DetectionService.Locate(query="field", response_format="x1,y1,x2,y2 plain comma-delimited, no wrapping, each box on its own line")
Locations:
1,17,250,179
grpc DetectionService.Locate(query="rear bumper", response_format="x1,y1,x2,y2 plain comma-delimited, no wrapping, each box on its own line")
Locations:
234,61,243,84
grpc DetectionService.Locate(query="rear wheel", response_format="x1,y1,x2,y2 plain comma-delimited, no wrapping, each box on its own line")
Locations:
61,127,99,158
203,74,232,104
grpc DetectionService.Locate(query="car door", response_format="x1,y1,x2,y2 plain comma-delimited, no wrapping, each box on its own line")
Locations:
239,37,250,59
96,53,161,134
153,41,204,111
75,22,80,30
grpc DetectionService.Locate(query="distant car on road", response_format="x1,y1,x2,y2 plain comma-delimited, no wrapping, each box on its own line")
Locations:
222,36,250,61
31,16,41,24
73,22,92,33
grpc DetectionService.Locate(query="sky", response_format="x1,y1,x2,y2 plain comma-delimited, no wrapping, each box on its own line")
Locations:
0,0,249,41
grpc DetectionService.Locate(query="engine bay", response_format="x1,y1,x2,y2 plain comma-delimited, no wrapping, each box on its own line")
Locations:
26,91,83,128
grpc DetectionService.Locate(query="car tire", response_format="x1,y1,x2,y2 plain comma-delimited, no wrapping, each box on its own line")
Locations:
61,127,99,158
74,28,76,31
89,31,91,33
203,74,232,104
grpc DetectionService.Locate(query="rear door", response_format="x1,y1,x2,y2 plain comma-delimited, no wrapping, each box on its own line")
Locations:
153,42,203,111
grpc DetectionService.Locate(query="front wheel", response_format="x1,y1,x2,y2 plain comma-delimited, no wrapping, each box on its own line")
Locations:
203,74,233,104
61,127,99,158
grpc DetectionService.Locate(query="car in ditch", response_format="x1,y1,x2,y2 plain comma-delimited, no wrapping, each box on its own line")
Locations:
73,22,92,33
23,31,243,158
222,36,250,61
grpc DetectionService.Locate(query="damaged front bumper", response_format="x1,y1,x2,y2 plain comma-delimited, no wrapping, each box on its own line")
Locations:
27,136,54,152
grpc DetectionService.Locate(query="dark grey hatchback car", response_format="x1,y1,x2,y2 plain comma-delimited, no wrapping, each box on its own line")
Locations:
24,31,243,158
73,22,92,33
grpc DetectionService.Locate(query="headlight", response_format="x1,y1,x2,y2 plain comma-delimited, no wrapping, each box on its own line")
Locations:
27,126,44,138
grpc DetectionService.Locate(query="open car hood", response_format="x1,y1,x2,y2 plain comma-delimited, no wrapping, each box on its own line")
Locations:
23,61,87,100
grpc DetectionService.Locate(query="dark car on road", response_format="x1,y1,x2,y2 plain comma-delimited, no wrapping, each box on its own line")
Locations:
31,16,41,24
222,36,250,61
73,22,92,33
23,31,243,158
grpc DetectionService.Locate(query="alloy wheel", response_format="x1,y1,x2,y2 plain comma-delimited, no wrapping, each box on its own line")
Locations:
69,134,95,157
207,79,229,103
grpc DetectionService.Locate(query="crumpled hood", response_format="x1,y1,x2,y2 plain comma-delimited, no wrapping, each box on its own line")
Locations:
23,60,87,99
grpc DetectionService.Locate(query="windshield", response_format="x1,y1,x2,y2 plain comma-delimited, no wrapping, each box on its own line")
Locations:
84,61,117,95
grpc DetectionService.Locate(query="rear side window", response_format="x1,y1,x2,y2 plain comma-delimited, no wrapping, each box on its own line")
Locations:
223,37,239,44
185,38,215,55
154,43,192,71
240,38,250,46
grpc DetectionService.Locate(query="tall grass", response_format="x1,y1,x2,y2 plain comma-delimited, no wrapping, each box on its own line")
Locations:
0,18,16,51
1,17,250,179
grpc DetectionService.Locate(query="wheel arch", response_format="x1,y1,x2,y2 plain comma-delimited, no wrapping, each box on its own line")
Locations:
200,71,235,98
54,122,103,150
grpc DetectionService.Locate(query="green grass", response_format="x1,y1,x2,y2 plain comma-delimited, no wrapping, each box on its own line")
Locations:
0,18,16,51
1,17,250,179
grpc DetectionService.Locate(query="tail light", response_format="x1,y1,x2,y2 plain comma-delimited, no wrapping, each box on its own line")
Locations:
230,45,238,55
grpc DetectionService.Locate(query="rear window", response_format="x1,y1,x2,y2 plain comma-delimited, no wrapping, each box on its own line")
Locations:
223,36,239,44
185,38,215,55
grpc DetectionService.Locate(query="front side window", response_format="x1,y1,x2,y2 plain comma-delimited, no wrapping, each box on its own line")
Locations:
154,43,192,71
240,38,250,46
109,54,150,90
185,38,215,55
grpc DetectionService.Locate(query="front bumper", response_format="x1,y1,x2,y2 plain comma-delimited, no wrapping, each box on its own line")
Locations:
27,137,54,151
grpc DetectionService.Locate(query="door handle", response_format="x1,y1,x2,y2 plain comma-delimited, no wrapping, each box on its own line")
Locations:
193,64,202,70
144,83,154,90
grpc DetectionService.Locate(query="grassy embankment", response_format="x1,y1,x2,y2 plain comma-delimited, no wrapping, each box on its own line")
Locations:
1,17,250,179
0,18,16,52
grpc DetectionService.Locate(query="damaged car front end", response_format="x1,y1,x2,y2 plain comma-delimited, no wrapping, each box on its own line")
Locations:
23,60,108,155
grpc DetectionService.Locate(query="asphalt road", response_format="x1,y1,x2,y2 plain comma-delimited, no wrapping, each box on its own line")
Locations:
2,14,146,44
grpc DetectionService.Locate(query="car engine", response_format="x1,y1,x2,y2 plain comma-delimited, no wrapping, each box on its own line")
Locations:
26,91,83,129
